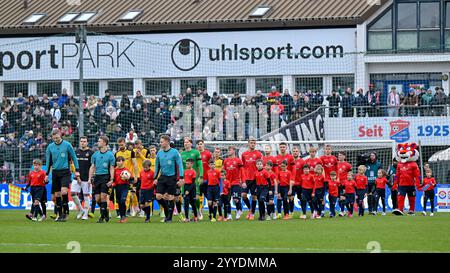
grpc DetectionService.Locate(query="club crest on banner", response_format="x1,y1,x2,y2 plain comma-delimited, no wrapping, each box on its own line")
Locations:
389,120,410,143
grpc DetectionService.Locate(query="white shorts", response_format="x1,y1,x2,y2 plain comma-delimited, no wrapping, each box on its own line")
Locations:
70,180,92,195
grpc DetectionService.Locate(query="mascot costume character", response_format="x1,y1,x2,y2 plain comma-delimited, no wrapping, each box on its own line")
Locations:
392,143,421,216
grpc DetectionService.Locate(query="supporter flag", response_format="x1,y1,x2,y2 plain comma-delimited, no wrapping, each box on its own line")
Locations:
8,184,22,207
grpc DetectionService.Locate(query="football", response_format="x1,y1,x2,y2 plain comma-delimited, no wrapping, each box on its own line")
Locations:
120,170,131,181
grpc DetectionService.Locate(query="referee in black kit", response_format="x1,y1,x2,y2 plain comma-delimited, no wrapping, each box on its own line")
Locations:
154,135,184,223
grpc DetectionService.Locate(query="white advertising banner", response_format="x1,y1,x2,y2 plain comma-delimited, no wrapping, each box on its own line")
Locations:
436,185,450,212
0,28,356,80
325,116,450,146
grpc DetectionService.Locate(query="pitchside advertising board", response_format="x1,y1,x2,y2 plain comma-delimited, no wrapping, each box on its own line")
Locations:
0,183,445,212
0,28,356,80
325,116,450,146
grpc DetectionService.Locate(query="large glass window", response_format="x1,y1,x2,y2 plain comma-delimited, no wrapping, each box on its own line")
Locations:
420,2,440,49
73,81,99,96
145,79,171,96
332,76,355,94
180,78,207,94
368,9,393,50
446,2,450,48
255,77,282,93
397,2,418,50
37,81,62,97
295,77,323,93
107,80,133,96
3,82,28,97
219,78,246,94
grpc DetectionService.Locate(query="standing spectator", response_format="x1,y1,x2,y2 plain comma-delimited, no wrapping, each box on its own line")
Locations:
51,93,59,106
341,89,354,117
254,90,266,105
280,89,294,122
310,90,324,111
421,89,434,116
86,95,98,114
431,87,448,116
353,88,367,117
326,90,341,117
132,90,144,110
5,133,17,182
211,92,220,105
58,89,69,107
182,88,193,105
268,86,281,101
366,85,382,117
133,103,144,132
108,95,118,109
202,89,211,104
230,92,242,106
387,86,400,117
402,88,418,116
15,92,26,106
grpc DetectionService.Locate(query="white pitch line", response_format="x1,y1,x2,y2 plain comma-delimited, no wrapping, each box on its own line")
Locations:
0,243,446,253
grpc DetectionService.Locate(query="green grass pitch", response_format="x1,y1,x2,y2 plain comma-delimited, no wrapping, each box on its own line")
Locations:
1,210,449,253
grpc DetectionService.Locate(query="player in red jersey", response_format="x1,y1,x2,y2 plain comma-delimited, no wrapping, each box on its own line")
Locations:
300,165,315,219
255,159,272,221
220,170,232,222
291,146,305,217
262,145,278,170
374,169,388,216
337,152,352,216
206,160,221,222
196,140,212,219
320,145,338,187
275,160,294,220
327,171,340,218
312,164,325,219
139,160,156,223
355,165,368,217
241,137,263,220
420,169,437,216
183,158,198,222
275,142,295,173
222,146,244,220
24,159,48,221
343,172,356,218
305,147,323,171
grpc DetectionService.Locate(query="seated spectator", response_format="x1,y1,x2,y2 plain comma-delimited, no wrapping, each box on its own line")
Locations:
50,102,61,122
125,129,138,145
58,88,69,107
87,95,98,114
132,90,144,110
106,105,118,121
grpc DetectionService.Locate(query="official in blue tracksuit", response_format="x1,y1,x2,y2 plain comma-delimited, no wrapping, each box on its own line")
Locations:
45,128,79,222
154,135,184,223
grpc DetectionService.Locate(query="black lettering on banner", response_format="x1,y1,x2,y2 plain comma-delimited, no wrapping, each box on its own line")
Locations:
300,46,311,58
0,51,15,76
35,50,47,69
251,47,263,64
62,43,78,69
312,46,324,58
48,45,59,69
260,108,325,155
326,45,344,58
76,43,96,68
97,42,114,68
17,51,33,69
264,47,276,60
221,44,233,61
239,48,250,60
117,41,135,67
209,48,220,61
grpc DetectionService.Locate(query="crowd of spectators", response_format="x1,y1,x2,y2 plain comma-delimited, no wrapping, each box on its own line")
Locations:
0,84,449,183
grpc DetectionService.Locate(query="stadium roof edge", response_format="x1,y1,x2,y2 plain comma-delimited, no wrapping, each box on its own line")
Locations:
0,0,388,35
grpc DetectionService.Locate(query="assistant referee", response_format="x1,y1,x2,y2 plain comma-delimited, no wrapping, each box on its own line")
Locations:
154,135,184,223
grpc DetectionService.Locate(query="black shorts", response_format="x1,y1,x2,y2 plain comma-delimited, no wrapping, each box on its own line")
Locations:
174,185,182,197
199,181,208,196
268,187,275,201
140,189,154,204
51,169,71,193
156,175,177,195
231,185,242,199
243,180,257,195
256,185,269,202
94,174,110,195
292,186,302,199
42,187,48,203
31,186,45,202
183,183,197,198
207,185,220,202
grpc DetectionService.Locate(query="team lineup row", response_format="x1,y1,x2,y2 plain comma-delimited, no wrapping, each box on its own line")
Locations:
23,130,437,223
